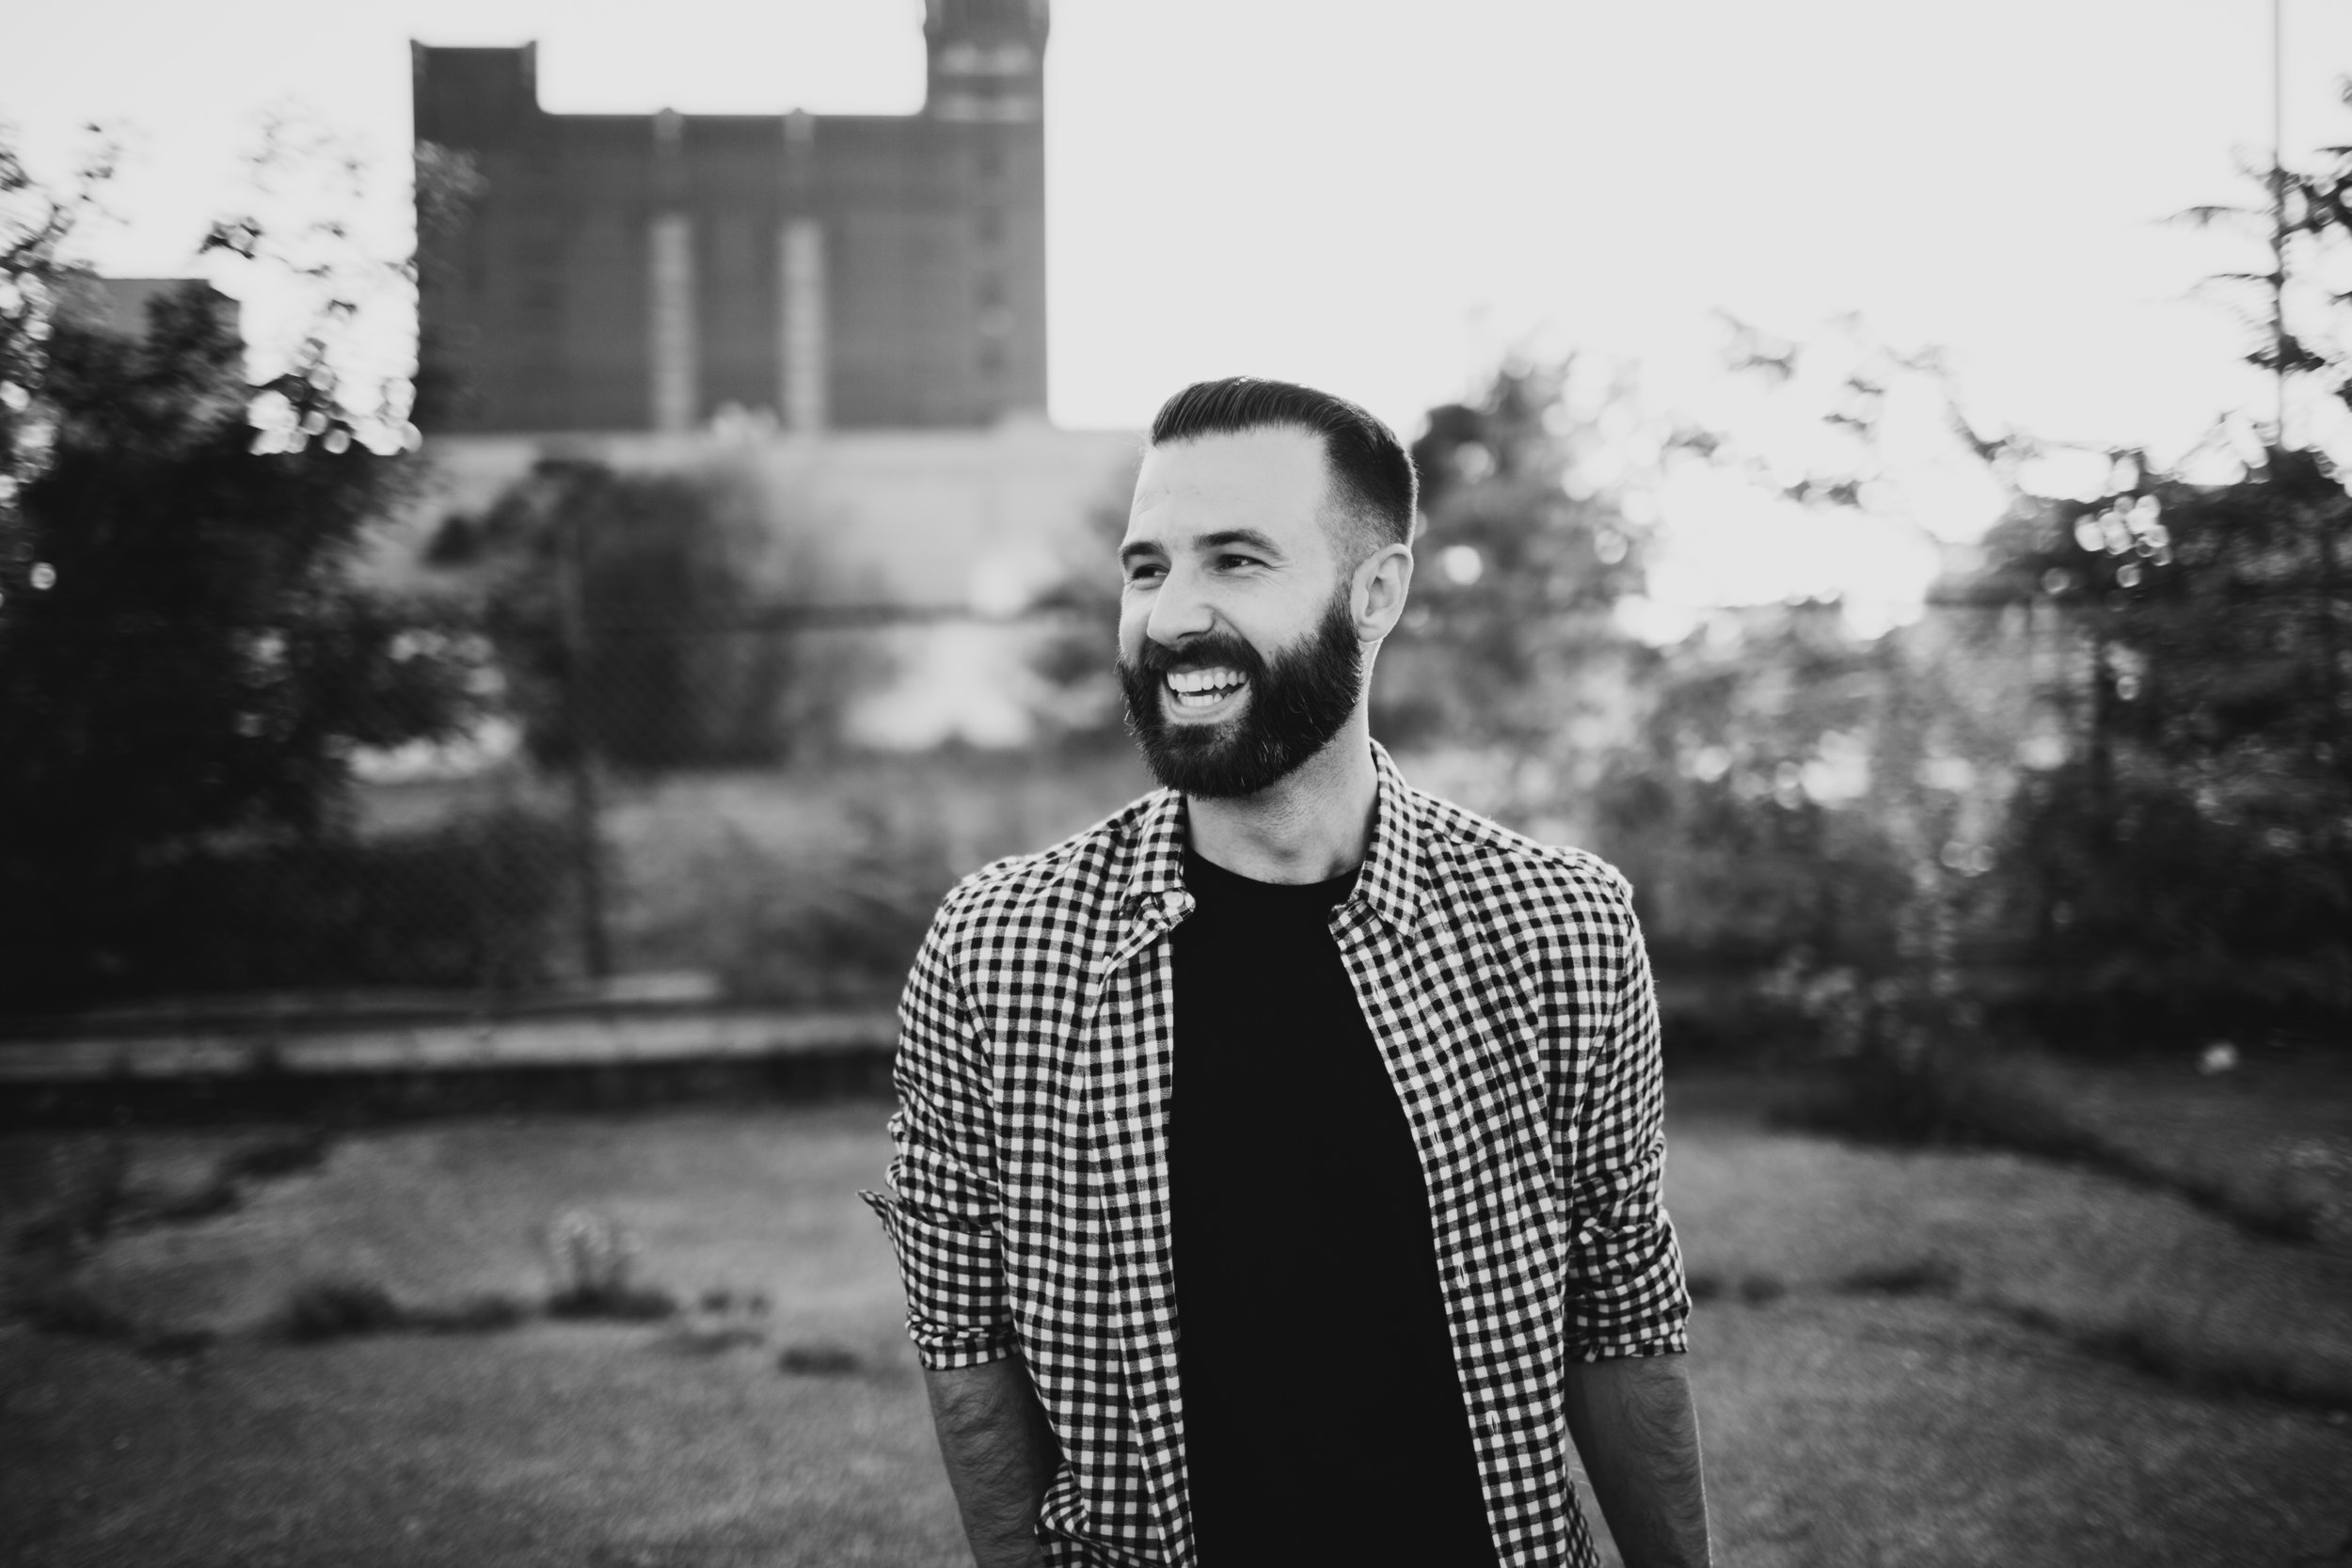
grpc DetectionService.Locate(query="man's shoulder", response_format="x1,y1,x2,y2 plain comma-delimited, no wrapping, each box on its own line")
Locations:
929,787,1169,937
1408,785,1636,929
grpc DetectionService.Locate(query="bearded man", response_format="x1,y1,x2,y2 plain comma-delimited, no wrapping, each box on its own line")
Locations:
865,377,1709,1568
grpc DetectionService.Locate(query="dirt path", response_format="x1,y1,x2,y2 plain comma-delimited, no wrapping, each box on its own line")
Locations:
3,1094,2347,1566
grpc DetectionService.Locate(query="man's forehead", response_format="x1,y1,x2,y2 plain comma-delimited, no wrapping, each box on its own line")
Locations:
1124,426,1332,546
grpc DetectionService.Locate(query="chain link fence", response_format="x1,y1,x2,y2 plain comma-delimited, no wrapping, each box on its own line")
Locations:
1,599,1138,1021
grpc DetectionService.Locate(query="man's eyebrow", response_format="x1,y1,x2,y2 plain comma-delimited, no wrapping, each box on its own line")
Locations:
1194,529,1285,558
1117,528,1288,569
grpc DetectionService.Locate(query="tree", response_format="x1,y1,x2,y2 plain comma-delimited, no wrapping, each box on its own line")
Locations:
1670,276,2352,1047
2177,82,2352,450
1383,358,1654,766
1970,451,2352,1038
1024,465,1140,746
437,457,869,770
0,135,110,613
0,139,485,1008
1925,107,2352,1044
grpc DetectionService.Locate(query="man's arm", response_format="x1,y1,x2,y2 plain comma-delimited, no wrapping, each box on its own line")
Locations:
867,901,1051,1564
924,1358,1060,1568
1562,1354,1710,1568
1554,878,1708,1566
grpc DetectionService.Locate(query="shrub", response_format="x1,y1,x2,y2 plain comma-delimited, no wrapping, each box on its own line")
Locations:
5,803,575,1010
223,1128,333,1183
1836,1258,1961,1297
776,1343,862,1376
542,1207,675,1321
11,1135,131,1258
181,804,574,996
633,801,955,1006
0,276,484,1016
410,1292,531,1334
271,1278,406,1342
546,1284,676,1322
18,1279,137,1339
460,458,878,771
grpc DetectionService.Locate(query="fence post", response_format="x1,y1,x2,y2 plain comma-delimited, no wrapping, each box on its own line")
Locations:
554,505,612,981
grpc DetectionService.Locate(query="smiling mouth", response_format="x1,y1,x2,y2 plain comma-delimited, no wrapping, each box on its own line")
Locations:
1164,666,1248,714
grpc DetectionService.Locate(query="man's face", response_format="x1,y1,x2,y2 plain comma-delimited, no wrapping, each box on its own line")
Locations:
1116,427,1365,799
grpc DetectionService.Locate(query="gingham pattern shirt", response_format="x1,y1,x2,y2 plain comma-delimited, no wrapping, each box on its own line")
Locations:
864,742,1688,1568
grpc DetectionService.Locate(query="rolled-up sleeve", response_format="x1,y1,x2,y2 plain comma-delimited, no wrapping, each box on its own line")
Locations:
859,895,1018,1370
1561,884,1690,1361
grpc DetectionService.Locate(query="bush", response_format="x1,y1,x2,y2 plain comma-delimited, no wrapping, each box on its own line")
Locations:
17,1279,138,1339
11,1135,131,1258
1836,1258,1962,1297
410,1292,531,1334
0,272,484,1016
628,799,955,1006
776,1343,862,1376
7,803,575,1009
270,1277,406,1342
541,1207,675,1320
453,459,877,771
223,1129,333,1183
1965,453,2352,1048
546,1284,676,1322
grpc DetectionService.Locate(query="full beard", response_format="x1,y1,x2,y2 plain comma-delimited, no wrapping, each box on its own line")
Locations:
1117,586,1364,800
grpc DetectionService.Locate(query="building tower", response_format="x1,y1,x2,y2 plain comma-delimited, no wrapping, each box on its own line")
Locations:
412,3,1050,435
923,0,1051,428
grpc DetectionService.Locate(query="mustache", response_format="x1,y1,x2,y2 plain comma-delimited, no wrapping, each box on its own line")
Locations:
1121,632,1268,679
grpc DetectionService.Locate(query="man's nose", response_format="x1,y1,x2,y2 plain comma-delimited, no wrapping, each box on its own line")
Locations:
1144,563,1216,645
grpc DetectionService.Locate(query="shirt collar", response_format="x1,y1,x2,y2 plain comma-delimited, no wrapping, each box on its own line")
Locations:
1120,739,1428,935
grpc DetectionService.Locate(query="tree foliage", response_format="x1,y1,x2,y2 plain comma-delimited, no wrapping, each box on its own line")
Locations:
1972,450,2352,1034
1380,358,1653,756
437,458,866,770
1593,606,1912,974
0,140,489,1007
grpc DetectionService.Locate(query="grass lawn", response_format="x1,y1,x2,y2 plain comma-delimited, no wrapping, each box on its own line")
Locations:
1923,1046,2352,1251
5,1086,2349,1567
1673,1076,2352,1409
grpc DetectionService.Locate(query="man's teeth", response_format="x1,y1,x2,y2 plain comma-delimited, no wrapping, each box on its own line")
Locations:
1166,668,1246,707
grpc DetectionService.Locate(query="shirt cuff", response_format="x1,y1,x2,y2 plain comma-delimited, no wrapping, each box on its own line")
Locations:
1565,1323,1691,1363
860,1187,1020,1370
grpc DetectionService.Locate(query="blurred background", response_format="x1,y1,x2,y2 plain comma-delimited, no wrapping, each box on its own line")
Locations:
2,3,2349,1564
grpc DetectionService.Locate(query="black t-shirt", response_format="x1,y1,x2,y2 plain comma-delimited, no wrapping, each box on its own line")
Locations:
1170,847,1498,1568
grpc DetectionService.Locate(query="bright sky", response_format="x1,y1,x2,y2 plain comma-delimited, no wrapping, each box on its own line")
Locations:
7,0,2349,624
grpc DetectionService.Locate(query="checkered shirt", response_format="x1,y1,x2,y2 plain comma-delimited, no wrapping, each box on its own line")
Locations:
863,741,1689,1568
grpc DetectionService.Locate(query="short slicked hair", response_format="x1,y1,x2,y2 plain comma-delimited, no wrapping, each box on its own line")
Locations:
1149,376,1418,562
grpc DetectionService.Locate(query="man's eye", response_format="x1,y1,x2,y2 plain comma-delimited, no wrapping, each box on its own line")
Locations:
1125,562,1165,583
1215,554,1262,571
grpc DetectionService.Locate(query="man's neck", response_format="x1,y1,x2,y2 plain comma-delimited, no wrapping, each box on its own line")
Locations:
1183,712,1378,886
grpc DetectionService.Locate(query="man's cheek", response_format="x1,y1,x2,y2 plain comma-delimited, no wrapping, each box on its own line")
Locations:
1114,616,1148,668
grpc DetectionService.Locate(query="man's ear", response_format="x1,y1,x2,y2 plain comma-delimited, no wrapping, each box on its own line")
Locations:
1352,542,1415,641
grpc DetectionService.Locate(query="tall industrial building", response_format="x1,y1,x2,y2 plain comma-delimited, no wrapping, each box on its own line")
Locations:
412,0,1050,435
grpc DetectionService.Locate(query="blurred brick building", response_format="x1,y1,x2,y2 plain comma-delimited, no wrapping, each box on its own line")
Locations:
412,0,1050,435
399,1,1136,748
